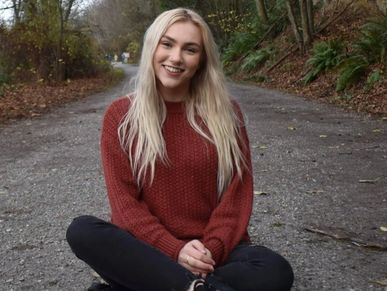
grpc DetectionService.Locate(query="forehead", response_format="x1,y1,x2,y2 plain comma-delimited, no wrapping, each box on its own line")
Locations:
162,21,202,45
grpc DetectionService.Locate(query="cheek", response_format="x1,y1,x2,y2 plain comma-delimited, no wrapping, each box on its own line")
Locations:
188,56,201,72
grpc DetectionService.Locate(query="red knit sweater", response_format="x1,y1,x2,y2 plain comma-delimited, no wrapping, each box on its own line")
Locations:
100,97,253,266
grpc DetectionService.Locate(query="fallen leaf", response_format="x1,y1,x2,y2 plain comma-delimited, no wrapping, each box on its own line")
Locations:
371,278,387,286
319,135,328,138
288,126,296,131
254,191,269,196
359,178,379,184
306,190,324,194
259,145,268,149
373,129,382,133
380,226,387,232
304,224,387,251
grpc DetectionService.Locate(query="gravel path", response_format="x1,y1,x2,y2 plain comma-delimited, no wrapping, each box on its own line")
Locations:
1,64,386,291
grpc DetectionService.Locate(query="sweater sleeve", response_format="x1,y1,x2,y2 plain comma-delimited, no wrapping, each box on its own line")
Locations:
100,99,186,261
202,102,253,266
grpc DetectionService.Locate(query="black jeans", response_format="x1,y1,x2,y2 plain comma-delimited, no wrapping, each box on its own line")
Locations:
66,215,293,291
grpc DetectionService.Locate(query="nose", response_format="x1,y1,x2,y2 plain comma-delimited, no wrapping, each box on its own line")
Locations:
169,47,183,64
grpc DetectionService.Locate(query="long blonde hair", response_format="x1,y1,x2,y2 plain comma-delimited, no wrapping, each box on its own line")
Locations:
119,8,245,196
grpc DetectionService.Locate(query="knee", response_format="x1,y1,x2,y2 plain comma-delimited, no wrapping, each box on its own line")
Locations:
66,215,100,254
277,256,294,290
249,246,294,291
266,252,294,291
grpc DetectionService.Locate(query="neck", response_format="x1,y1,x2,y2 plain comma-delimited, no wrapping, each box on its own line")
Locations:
158,85,189,102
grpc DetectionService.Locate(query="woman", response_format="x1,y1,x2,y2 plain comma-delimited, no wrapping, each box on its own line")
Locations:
66,8,294,291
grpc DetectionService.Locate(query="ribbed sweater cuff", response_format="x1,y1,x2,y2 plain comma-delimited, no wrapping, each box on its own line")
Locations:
204,238,224,266
157,237,187,262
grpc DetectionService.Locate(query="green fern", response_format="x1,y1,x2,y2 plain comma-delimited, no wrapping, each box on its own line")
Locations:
335,16,386,91
354,16,387,63
222,32,257,65
336,56,369,91
365,69,384,91
303,40,344,84
241,46,275,72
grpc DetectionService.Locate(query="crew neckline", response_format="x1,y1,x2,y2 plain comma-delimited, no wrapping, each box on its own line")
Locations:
164,100,185,113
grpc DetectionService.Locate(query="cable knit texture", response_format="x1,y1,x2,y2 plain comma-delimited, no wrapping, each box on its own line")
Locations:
100,97,253,266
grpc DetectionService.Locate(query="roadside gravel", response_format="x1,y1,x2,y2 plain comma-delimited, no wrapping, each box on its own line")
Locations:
1,64,386,290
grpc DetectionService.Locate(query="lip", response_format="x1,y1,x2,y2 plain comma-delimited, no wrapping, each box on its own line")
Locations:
162,64,185,75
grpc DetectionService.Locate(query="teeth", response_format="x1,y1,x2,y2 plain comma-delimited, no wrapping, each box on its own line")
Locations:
164,65,183,73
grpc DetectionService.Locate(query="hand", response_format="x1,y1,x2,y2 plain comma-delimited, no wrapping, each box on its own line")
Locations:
178,240,215,276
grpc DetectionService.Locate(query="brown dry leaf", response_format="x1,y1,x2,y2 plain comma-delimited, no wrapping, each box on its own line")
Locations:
306,190,324,195
359,178,380,183
304,224,387,251
371,278,387,286
254,191,269,196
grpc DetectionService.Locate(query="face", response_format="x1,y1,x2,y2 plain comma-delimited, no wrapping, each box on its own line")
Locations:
153,20,203,102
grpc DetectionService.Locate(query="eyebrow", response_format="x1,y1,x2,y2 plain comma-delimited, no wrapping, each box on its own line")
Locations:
161,35,201,48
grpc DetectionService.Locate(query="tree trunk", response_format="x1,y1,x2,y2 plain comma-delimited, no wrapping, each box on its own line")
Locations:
285,0,303,52
255,0,269,24
307,0,314,34
299,0,312,46
56,0,65,81
11,0,22,24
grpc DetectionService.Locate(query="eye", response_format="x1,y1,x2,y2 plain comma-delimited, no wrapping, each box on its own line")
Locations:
161,41,172,48
185,47,198,54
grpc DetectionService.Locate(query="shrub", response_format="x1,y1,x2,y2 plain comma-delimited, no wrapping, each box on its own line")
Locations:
241,46,276,72
222,31,259,65
336,55,369,91
354,16,387,63
336,15,386,91
365,68,384,91
303,40,345,84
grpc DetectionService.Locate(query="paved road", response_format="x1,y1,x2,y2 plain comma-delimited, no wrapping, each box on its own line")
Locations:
1,64,386,290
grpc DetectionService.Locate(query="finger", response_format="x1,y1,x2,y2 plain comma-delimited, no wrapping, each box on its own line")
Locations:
186,255,214,272
182,262,208,275
190,240,206,253
189,248,215,265
205,248,212,258
182,254,212,273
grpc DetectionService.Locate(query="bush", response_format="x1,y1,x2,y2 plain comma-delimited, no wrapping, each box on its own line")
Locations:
365,68,384,91
303,40,345,84
336,15,386,91
221,1,287,72
64,32,107,78
222,31,259,65
354,16,387,63
241,46,276,72
336,55,369,91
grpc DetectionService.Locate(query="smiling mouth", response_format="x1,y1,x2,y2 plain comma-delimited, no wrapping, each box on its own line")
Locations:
163,65,184,73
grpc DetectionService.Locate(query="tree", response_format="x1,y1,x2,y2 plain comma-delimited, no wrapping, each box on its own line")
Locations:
284,0,315,52
300,0,313,46
86,0,156,54
285,0,303,51
255,0,268,24
0,0,104,82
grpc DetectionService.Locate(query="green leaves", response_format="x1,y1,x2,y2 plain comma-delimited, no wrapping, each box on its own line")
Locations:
241,46,276,72
336,15,387,91
336,55,369,91
303,40,344,84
